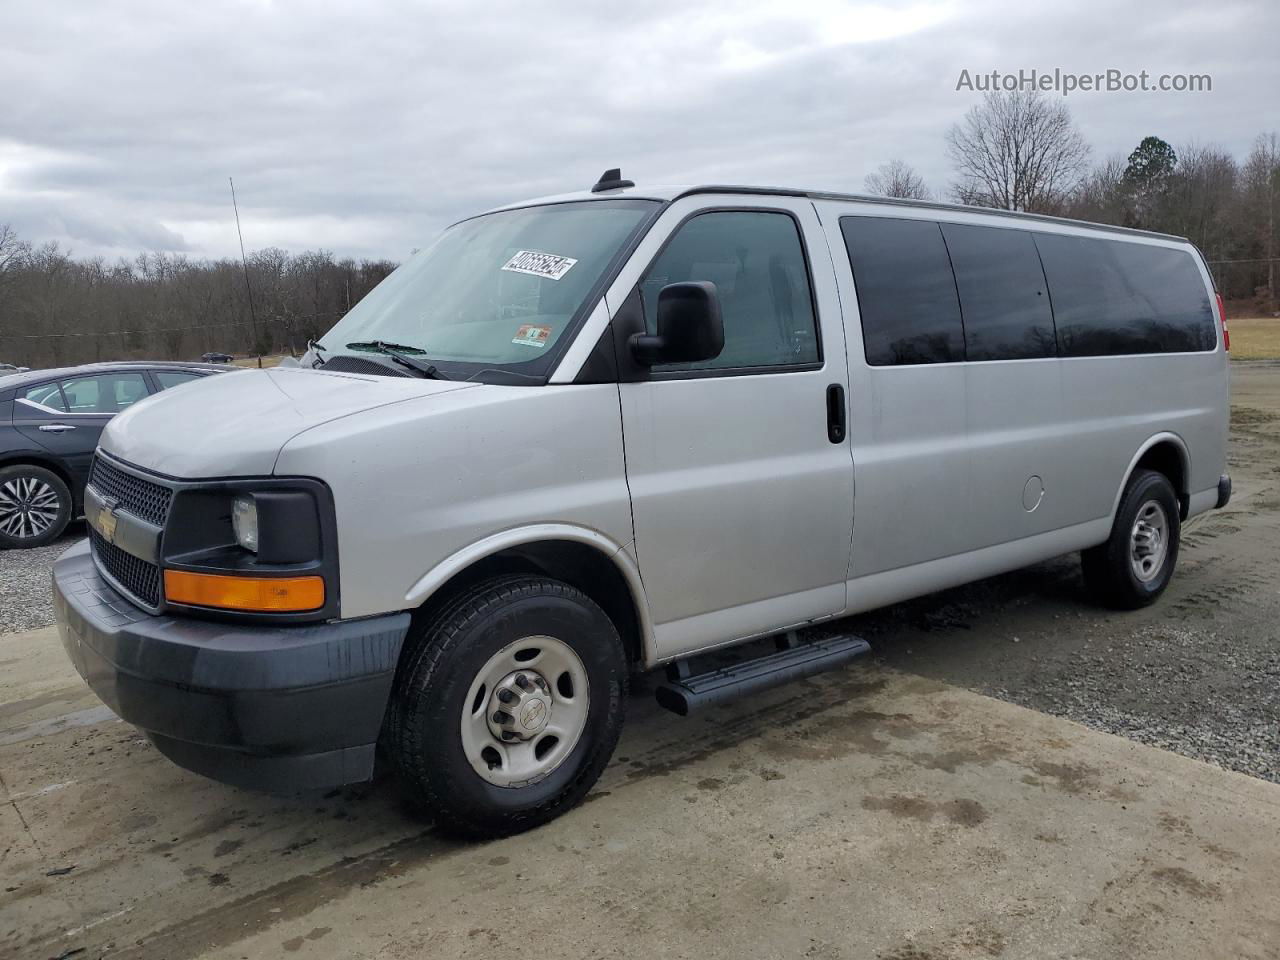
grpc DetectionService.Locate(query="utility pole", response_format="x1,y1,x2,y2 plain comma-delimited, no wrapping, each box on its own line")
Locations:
229,177,259,344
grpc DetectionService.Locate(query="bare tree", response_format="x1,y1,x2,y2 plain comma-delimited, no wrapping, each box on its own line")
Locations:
863,159,931,200
0,222,398,369
0,223,21,271
946,90,1091,213
1157,144,1238,259
1068,156,1131,226
0,223,25,300
1241,133,1279,312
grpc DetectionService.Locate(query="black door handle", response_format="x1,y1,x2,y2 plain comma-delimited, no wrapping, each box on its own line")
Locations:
826,384,846,444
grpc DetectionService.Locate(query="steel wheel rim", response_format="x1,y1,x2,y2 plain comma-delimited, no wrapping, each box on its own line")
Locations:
460,635,590,787
0,476,60,540
1129,499,1169,583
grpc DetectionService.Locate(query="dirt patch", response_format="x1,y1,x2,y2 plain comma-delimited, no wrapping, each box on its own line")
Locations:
282,926,331,952
1030,761,1101,795
1150,866,1221,900
861,794,989,827
1229,405,1278,426
913,743,1011,774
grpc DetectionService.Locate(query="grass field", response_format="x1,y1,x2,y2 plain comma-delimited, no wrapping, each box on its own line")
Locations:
1229,317,1280,360
230,354,286,368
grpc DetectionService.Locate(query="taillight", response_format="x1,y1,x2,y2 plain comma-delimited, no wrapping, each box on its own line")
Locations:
1216,293,1230,351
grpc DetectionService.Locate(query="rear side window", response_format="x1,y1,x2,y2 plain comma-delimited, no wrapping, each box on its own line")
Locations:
940,223,1056,361
60,373,150,413
840,217,964,365
1033,233,1216,355
21,382,68,412
641,211,819,371
154,371,202,390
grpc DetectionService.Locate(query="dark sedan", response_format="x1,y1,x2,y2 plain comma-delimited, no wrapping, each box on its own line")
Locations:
0,361,229,548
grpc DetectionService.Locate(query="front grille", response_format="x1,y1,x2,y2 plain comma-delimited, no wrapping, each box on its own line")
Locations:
90,530,161,608
88,456,173,527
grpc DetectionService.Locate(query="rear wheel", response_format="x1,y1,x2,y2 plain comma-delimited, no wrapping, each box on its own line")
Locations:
1082,469,1180,609
0,465,72,549
388,575,627,837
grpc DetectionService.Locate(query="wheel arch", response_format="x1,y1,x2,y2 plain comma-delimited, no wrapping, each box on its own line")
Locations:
0,453,78,507
403,525,656,668
1109,433,1191,522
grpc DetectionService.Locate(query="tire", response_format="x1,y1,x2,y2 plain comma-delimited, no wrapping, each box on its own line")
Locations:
0,465,72,549
1081,469,1180,609
388,575,628,838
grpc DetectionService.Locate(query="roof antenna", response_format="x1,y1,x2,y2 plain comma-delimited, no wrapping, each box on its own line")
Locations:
591,167,635,193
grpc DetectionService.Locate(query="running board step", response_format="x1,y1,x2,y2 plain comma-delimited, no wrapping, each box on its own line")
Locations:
655,633,871,716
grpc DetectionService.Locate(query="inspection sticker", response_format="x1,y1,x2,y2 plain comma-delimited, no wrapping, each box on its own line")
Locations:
501,249,578,281
512,323,552,348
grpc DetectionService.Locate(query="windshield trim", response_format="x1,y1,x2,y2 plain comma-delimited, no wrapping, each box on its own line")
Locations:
318,198,665,386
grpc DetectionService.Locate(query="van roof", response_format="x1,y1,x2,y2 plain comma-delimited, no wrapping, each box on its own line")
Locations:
484,182,1187,243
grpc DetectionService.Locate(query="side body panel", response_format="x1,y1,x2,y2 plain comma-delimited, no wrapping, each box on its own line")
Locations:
1058,356,1227,523
274,383,634,622
611,195,856,660
819,198,1228,615
1047,230,1228,522
10,396,110,502
816,200,974,578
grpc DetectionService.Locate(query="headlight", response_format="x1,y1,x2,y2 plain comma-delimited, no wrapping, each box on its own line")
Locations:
231,495,259,553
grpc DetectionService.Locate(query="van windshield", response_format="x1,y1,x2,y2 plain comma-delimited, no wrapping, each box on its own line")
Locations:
317,199,658,381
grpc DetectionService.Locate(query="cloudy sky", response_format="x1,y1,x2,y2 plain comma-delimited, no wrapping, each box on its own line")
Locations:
2,0,1276,262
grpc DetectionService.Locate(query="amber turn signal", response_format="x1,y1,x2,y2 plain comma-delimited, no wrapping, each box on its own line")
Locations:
163,570,325,612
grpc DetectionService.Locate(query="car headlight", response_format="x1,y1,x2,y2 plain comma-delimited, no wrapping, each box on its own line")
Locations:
160,479,335,619
231,495,259,553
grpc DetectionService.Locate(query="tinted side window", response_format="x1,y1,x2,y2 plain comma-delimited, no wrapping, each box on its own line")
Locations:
1033,233,1216,356
840,217,964,365
61,373,149,413
154,371,202,390
941,223,1056,361
21,382,68,412
641,211,819,371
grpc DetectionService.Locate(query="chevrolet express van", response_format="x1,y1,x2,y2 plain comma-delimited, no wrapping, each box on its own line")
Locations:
53,170,1231,836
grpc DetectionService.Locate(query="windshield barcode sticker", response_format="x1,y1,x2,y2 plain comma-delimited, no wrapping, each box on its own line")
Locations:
512,324,552,348
501,250,578,281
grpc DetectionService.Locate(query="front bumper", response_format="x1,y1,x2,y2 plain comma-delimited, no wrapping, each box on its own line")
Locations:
52,540,411,792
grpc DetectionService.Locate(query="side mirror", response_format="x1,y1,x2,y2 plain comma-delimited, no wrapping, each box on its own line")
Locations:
629,281,724,366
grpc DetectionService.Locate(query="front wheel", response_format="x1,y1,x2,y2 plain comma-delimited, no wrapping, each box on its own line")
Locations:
388,576,627,837
1082,469,1180,609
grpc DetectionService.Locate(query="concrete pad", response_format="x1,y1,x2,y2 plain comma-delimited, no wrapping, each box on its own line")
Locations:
2,625,1278,960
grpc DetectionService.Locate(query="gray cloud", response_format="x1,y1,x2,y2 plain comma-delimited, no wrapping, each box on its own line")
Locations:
2,0,1275,261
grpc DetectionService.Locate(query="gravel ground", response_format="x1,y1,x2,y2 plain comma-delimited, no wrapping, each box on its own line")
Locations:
2,364,1277,786
860,571,1280,784
0,523,84,633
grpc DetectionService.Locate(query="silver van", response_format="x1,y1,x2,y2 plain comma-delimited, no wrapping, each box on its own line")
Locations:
53,171,1231,836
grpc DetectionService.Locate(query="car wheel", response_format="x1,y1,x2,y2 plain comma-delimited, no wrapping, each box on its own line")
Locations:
388,575,628,837
1082,469,1180,609
0,465,72,549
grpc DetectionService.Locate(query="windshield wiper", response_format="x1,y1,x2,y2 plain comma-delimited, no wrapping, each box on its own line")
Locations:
345,341,451,380
306,338,327,368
